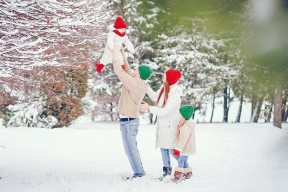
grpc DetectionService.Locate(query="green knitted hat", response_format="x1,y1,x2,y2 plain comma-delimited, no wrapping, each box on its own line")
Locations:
138,65,153,80
179,105,194,120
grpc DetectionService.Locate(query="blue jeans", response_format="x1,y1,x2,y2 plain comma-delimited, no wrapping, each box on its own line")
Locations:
177,156,189,168
160,148,189,168
120,119,145,177
160,148,178,167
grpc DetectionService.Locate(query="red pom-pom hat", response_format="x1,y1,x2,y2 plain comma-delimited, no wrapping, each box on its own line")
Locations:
113,17,127,29
166,69,181,85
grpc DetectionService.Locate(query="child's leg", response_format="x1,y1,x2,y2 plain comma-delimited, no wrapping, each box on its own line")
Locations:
96,47,114,73
169,149,180,162
177,156,188,169
171,155,188,182
182,156,193,179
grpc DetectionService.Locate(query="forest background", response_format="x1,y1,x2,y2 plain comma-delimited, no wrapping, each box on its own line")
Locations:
0,0,287,128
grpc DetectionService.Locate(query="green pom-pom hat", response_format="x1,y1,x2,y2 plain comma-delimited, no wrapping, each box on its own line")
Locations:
138,65,153,80
179,105,194,120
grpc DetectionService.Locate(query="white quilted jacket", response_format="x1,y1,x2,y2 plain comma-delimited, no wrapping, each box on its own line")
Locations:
100,25,135,65
146,84,183,149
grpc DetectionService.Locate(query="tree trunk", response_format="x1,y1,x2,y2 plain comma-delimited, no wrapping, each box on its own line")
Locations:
110,102,114,121
251,95,256,119
281,92,287,122
153,116,157,124
210,94,215,123
251,97,264,123
223,87,228,122
266,104,273,123
284,107,288,122
236,94,243,123
149,113,153,124
273,85,282,128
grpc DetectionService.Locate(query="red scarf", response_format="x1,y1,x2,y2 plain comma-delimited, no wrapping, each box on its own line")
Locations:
113,30,126,37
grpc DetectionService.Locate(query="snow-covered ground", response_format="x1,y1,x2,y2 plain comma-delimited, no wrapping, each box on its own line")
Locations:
1,122,288,192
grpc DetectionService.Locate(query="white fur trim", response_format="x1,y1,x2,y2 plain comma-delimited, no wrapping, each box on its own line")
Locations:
184,167,192,173
175,167,184,173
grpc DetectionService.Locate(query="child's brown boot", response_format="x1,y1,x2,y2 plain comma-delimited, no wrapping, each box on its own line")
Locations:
183,167,193,179
171,167,184,183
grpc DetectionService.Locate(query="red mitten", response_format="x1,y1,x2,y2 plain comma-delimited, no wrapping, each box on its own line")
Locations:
95,63,104,73
173,149,180,156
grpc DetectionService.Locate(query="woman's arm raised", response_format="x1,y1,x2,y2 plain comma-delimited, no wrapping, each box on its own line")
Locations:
146,86,162,102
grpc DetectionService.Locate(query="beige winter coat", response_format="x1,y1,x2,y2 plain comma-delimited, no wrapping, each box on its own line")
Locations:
113,58,147,118
100,25,135,66
175,120,196,156
146,84,182,149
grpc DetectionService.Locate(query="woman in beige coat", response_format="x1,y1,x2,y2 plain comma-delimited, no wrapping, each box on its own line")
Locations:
172,105,196,182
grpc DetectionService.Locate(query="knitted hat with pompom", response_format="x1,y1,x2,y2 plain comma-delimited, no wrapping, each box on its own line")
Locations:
179,105,194,120
166,69,181,85
114,17,127,29
138,65,153,80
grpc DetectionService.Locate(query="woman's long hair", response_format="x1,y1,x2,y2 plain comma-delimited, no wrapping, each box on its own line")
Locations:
176,118,187,139
157,79,171,108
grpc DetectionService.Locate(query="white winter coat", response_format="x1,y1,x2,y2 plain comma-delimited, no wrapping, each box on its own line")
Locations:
146,84,183,149
100,25,135,65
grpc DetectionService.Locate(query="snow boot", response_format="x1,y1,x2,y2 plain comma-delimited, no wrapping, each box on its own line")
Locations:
183,167,193,180
171,167,184,183
158,167,172,181
126,171,146,180
95,63,104,73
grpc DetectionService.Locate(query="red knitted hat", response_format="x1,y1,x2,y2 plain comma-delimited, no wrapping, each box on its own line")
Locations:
166,69,181,85
113,17,127,29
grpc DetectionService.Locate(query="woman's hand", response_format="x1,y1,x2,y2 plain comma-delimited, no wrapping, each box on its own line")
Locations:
137,101,150,110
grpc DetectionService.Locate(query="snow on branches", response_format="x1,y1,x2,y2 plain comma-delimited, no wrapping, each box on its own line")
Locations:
0,0,110,127
0,0,109,97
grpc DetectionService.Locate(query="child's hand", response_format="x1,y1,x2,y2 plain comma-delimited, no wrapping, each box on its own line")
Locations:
173,149,180,156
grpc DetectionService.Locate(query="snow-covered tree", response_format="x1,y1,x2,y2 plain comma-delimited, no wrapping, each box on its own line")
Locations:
0,0,109,127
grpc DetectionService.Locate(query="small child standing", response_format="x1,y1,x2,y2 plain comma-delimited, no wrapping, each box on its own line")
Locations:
172,105,196,182
95,17,135,73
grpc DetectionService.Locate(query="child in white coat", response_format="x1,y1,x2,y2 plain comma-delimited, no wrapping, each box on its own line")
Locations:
95,17,135,73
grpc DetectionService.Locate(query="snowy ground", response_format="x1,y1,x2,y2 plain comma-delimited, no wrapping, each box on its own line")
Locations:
1,122,288,192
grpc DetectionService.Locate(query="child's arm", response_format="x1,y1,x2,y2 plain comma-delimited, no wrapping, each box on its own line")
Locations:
123,36,135,54
175,124,191,152
107,31,115,50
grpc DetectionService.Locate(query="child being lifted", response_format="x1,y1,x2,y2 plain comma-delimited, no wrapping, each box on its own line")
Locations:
95,17,135,73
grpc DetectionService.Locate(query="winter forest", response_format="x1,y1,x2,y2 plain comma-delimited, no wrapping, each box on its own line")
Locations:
0,0,288,128
1,0,288,191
